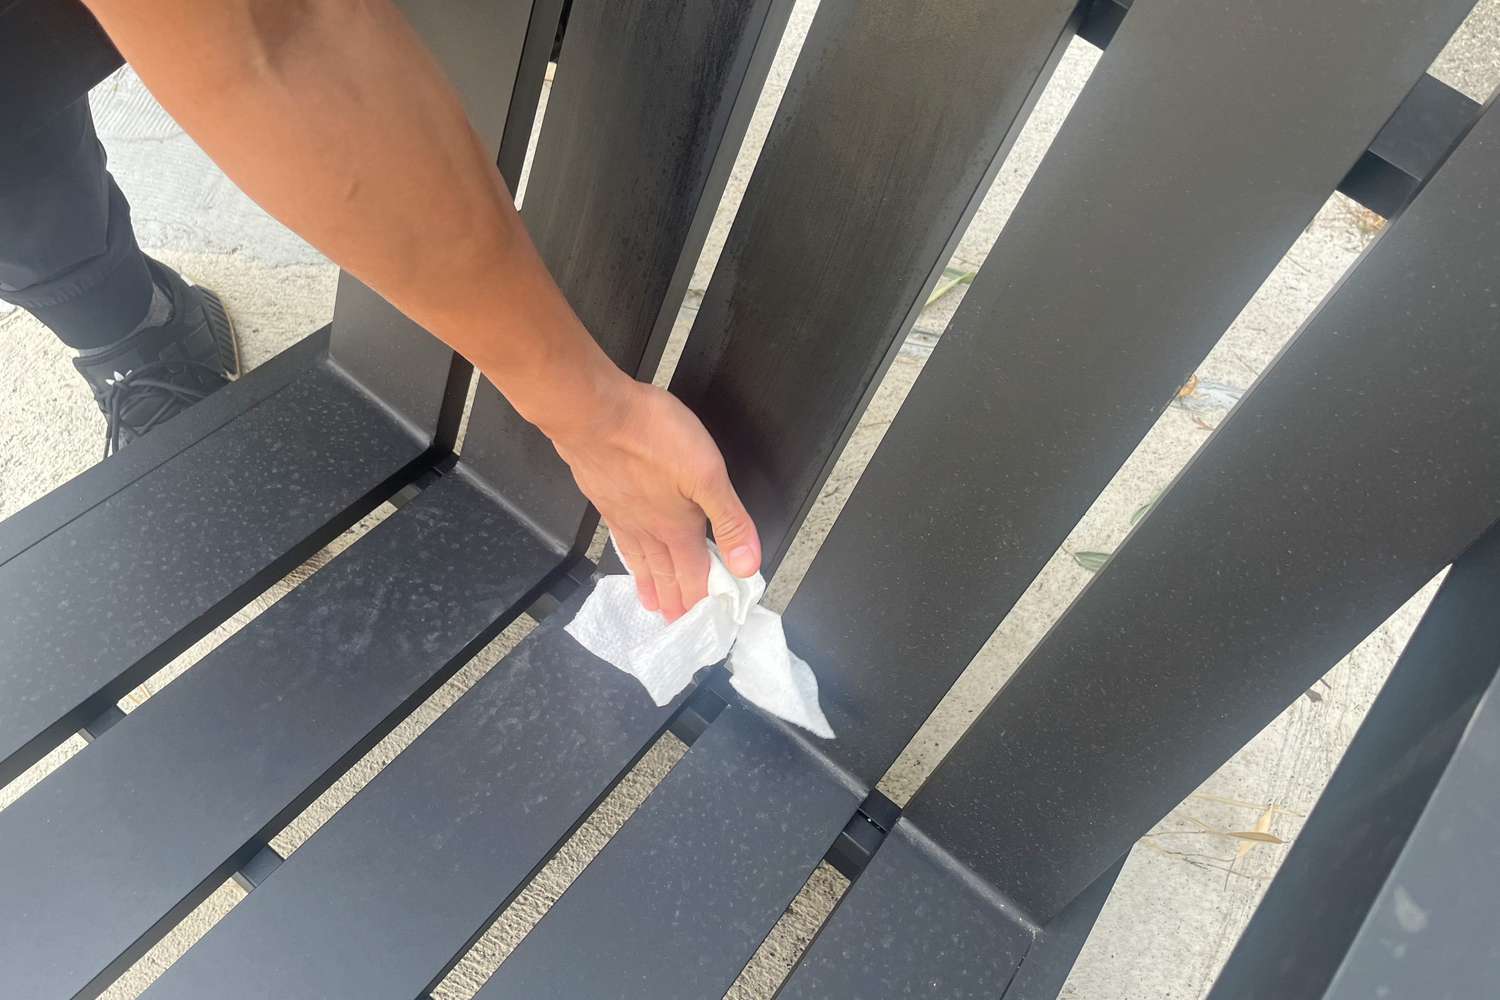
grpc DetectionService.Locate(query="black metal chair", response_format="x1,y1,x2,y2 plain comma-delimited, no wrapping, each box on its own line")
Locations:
2,1,1497,997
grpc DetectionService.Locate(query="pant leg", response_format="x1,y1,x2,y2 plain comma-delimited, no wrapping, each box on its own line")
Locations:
0,97,154,349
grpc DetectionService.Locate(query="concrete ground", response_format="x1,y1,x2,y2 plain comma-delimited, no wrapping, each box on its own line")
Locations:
2,3,1498,998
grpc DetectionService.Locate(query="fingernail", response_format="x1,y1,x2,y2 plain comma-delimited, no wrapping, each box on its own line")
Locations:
728,545,757,575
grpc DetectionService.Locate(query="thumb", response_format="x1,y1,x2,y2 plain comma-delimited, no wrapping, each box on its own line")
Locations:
697,467,761,578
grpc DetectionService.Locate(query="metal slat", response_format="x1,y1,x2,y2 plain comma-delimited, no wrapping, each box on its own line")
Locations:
780,0,1480,788
1078,1,1483,219
460,0,796,551
777,818,1035,1000
774,829,1122,1000
474,705,860,1000
1208,522,1500,999
669,0,1080,566
0,475,561,1000
140,593,676,1000
903,99,1500,923
0,328,326,567
0,359,425,788
1322,658,1500,999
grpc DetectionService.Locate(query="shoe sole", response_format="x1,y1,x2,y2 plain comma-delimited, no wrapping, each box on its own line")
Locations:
195,284,242,380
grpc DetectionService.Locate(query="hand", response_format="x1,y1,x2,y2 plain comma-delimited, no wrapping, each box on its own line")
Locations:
548,375,762,621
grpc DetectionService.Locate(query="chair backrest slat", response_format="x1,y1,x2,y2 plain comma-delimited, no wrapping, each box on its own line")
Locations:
902,99,1500,923
1316,658,1500,998
326,0,547,443
458,0,796,551
669,0,1081,569
779,0,1479,788
1208,520,1500,1000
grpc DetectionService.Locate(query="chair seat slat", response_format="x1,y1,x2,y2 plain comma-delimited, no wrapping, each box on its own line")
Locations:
778,820,1125,999
0,475,560,1000
776,818,1034,999
139,589,674,1000
475,704,858,1000
0,330,322,567
0,355,423,788
1002,857,1125,1000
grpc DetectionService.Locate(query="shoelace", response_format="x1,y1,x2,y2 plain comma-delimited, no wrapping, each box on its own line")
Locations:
99,360,222,459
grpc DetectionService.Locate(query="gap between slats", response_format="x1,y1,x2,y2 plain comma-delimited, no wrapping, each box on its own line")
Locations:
723,863,850,1000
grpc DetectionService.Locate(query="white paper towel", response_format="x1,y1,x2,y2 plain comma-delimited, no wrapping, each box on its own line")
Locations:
565,541,835,739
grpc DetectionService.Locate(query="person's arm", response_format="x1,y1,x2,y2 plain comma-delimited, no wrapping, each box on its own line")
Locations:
81,0,760,619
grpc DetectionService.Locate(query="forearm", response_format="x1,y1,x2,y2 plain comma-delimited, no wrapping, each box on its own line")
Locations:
83,0,764,612
82,0,620,437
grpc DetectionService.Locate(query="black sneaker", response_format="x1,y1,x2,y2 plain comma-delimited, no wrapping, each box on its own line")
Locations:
73,259,240,458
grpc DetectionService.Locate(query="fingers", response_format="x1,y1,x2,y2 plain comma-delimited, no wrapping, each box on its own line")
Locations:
610,526,659,614
614,523,712,620
638,533,686,621
667,531,711,610
694,464,762,578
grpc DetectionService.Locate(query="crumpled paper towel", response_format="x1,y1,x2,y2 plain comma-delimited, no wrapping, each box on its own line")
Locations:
565,541,834,739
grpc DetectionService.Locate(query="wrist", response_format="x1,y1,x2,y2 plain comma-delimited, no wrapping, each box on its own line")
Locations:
511,344,638,450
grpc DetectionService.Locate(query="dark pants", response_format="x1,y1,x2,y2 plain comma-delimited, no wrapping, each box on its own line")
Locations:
0,98,154,349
